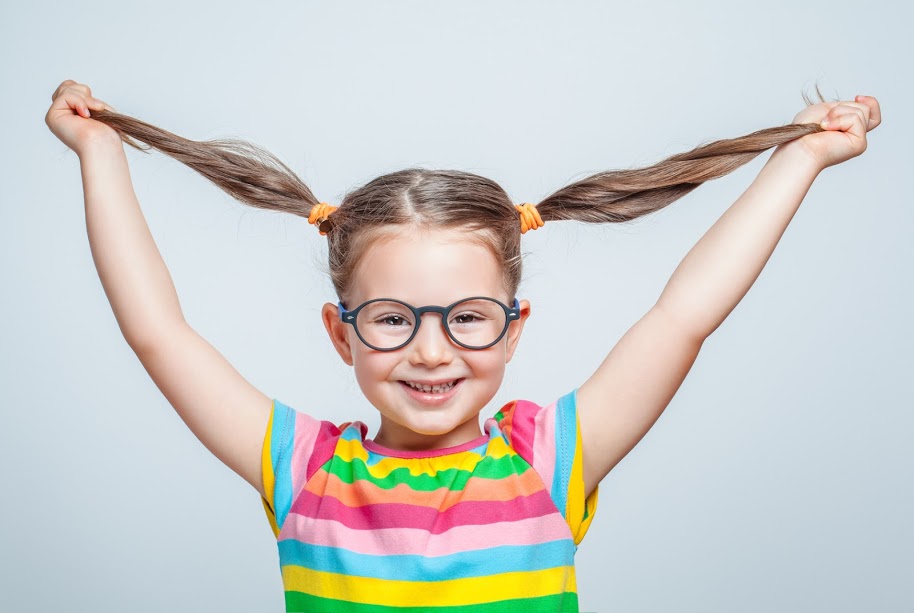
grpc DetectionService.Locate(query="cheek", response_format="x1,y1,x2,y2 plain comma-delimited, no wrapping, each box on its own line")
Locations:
470,350,506,380
352,351,398,387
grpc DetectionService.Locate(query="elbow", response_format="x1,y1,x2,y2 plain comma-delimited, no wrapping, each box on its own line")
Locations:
653,302,712,344
123,319,187,355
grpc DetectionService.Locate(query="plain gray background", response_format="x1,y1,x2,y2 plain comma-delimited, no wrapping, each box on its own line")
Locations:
2,1,911,611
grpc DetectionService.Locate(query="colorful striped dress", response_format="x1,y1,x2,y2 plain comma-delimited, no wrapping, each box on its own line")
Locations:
260,388,600,612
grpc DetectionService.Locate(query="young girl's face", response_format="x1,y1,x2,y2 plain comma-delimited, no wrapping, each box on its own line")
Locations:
321,228,530,451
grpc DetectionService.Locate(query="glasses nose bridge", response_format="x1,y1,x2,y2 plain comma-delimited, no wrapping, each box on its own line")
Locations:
413,305,452,342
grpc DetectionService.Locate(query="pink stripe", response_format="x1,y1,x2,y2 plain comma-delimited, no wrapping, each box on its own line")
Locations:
290,412,322,498
508,399,538,468
532,400,558,493
305,420,350,481
289,488,557,533
278,513,573,556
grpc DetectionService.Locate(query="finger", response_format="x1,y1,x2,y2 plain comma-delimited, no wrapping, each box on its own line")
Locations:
52,79,79,101
87,96,116,112
821,110,866,137
824,106,866,123
835,100,878,131
827,101,871,124
63,82,92,97
821,108,866,141
855,95,882,129
821,105,867,129
53,83,91,106
59,92,92,118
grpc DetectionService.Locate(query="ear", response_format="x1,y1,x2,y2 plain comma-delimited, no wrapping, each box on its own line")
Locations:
321,302,354,366
504,299,531,364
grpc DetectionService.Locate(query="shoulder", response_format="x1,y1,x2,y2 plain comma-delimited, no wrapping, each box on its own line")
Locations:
487,391,599,546
484,390,580,491
266,399,344,449
485,392,574,464
487,398,542,458
263,398,367,490
262,399,367,535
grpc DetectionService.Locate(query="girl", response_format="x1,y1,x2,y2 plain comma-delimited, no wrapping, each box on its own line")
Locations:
45,79,880,612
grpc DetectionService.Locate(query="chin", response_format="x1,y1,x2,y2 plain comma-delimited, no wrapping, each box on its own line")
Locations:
404,415,464,436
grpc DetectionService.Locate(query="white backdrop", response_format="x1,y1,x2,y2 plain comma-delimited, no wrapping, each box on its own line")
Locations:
2,1,911,611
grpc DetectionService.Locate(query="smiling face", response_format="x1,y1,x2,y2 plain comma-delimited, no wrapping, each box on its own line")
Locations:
321,228,531,452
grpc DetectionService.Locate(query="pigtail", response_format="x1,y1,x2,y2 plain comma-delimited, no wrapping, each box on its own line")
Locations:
536,88,829,224
83,85,834,304
86,109,319,219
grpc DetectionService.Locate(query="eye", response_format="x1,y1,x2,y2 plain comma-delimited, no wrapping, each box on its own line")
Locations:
376,314,411,327
452,312,486,325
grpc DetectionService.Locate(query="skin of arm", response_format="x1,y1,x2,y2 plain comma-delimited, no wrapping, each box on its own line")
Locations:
577,143,825,499
77,133,271,495
654,143,823,337
575,96,880,499
79,134,185,347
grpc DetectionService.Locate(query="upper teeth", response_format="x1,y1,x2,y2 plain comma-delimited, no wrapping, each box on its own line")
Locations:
406,380,458,393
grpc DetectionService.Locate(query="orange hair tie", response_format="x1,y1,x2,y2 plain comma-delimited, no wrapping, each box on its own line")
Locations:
308,201,338,236
514,202,544,234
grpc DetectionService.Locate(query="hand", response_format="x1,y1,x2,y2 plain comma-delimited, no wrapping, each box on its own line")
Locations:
45,80,120,156
785,95,881,171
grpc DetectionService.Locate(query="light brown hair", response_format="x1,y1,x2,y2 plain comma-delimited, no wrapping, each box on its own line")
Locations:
88,88,828,304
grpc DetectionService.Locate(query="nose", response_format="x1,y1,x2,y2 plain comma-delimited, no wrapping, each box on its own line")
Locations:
407,313,455,367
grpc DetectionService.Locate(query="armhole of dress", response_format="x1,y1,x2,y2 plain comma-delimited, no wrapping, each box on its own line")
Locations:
261,399,288,538
564,388,600,547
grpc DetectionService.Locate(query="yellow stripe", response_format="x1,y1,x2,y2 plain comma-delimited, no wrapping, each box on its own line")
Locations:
567,408,599,545
282,565,575,606
261,402,280,538
332,435,515,477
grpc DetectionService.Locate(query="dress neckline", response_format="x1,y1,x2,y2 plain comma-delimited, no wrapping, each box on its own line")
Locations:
363,430,491,458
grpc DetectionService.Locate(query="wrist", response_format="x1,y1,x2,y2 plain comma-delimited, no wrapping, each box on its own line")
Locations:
77,131,124,161
770,138,826,176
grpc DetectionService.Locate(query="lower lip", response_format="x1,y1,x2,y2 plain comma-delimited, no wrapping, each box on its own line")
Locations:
399,379,464,406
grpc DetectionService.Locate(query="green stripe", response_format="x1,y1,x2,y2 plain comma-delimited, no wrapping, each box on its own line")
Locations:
285,591,579,612
323,453,532,492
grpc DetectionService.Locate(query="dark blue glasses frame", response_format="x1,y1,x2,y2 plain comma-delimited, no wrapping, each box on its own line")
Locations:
338,296,521,351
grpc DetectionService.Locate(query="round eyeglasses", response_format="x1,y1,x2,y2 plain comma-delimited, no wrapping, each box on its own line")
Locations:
338,296,521,351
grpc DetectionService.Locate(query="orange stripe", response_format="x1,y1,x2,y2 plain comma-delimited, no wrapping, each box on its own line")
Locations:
299,461,546,512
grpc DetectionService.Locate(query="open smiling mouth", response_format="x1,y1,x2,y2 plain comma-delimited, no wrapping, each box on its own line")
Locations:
398,378,465,403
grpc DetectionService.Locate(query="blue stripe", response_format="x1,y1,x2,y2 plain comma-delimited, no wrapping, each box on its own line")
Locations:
340,425,362,441
270,399,295,530
471,440,490,456
277,539,575,581
551,390,577,519
338,424,399,468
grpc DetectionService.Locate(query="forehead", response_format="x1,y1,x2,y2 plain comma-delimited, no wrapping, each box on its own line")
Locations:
350,230,505,305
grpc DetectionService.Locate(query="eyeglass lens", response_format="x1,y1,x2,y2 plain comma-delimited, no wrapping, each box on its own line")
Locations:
355,298,508,349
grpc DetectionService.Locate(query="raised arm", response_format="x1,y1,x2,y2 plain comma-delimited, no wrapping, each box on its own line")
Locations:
47,81,272,497
575,97,881,498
